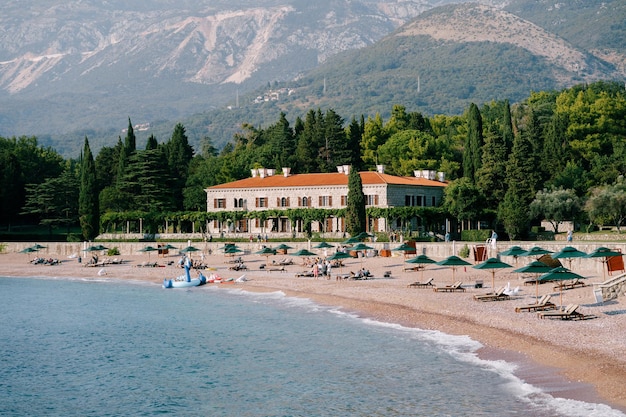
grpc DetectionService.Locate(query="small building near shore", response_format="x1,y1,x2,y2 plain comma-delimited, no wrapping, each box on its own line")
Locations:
204,165,447,237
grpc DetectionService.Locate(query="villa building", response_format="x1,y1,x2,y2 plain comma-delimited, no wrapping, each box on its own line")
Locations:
205,165,447,237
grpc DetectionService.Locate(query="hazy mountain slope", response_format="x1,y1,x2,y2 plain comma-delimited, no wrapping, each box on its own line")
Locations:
0,0,444,139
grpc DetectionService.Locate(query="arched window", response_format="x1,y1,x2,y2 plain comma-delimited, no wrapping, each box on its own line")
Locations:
302,197,308,207
238,198,244,208
281,197,287,207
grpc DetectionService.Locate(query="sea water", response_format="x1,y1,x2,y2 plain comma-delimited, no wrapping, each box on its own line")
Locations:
0,277,624,417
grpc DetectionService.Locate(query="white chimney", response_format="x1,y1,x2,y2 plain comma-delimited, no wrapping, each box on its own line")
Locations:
337,166,344,173
251,168,258,178
259,168,266,178
438,171,446,182
428,170,436,180
376,164,385,174
267,169,275,176
414,170,422,178
283,167,291,177
343,165,350,175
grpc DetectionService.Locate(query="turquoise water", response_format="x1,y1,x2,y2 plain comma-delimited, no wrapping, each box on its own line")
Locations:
0,277,624,417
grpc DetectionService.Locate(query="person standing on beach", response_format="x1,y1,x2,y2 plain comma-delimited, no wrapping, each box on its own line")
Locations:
313,262,319,279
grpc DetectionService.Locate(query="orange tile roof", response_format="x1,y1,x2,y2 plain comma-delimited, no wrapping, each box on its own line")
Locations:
207,171,447,190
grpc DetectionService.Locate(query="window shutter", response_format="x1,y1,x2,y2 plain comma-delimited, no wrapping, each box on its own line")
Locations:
286,197,290,207
319,196,322,206
213,199,217,208
277,197,280,206
375,195,379,205
255,197,259,207
298,197,302,207
329,196,332,206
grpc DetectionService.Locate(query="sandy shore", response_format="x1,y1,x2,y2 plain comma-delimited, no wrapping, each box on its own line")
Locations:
2,243,625,412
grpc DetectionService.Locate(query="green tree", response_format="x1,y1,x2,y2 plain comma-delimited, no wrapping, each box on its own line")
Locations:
443,177,485,230
124,117,136,155
529,188,582,234
463,103,483,182
165,123,194,209
345,167,366,235
585,181,626,233
21,166,79,234
79,138,100,240
361,113,387,168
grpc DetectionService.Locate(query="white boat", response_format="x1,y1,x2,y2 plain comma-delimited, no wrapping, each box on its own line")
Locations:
162,260,207,289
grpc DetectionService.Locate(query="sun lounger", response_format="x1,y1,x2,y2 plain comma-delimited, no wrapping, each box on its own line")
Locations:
268,266,286,272
538,304,586,320
407,278,434,288
553,278,587,291
473,287,510,302
433,281,465,292
383,270,392,278
295,271,315,277
515,295,556,312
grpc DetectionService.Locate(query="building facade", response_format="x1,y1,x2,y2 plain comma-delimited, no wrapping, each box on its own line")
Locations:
205,165,447,237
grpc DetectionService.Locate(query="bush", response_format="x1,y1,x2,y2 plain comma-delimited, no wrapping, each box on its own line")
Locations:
460,229,491,242
107,247,120,256
459,244,470,258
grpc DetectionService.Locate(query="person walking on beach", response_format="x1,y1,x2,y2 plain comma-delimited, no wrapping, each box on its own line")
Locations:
313,262,319,280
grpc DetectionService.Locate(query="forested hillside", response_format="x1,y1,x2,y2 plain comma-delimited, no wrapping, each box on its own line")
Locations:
1,81,625,240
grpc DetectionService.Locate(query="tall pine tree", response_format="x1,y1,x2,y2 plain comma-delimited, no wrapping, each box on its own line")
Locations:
79,137,99,240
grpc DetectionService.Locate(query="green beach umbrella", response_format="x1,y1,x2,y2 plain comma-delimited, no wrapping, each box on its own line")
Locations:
499,245,527,264
436,255,472,283
31,244,47,250
342,236,361,244
538,266,586,306
392,243,416,257
256,246,277,265
138,245,158,260
326,251,352,274
20,246,38,260
406,254,436,280
585,247,623,280
513,260,553,298
552,246,587,269
355,232,374,240
520,246,553,258
275,243,293,254
293,248,316,257
180,246,201,254
313,241,334,249
473,257,512,290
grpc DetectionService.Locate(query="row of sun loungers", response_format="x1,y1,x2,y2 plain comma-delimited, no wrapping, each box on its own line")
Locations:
553,278,587,291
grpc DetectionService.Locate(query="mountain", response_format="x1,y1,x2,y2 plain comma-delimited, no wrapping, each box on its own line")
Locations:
0,0,462,144
1,0,624,157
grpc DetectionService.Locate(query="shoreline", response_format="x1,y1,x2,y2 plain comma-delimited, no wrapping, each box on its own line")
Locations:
2,246,625,413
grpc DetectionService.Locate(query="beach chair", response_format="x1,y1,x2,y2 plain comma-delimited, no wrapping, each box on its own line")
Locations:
384,270,392,278
433,281,465,292
515,295,556,312
538,304,586,320
473,287,510,302
553,279,587,291
407,277,434,288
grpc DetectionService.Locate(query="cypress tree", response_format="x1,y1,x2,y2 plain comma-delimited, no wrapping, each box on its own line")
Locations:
79,137,99,240
346,167,366,235
463,103,483,182
124,117,136,154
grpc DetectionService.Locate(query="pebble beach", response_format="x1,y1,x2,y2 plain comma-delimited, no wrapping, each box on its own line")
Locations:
2,241,625,412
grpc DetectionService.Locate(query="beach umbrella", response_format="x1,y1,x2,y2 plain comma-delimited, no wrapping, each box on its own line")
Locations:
342,236,361,244
161,244,178,250
406,254,436,281
20,246,38,260
436,255,472,283
552,246,587,270
585,247,623,280
293,248,316,264
473,257,512,290
538,266,586,306
352,243,373,266
256,246,277,265
520,246,553,259
224,246,243,254
392,243,416,258
93,244,109,251
31,243,47,250
275,243,293,254
180,246,201,254
138,245,158,260
499,245,527,264
83,245,101,252
326,251,352,274
355,232,374,240
314,241,334,249
513,261,553,298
